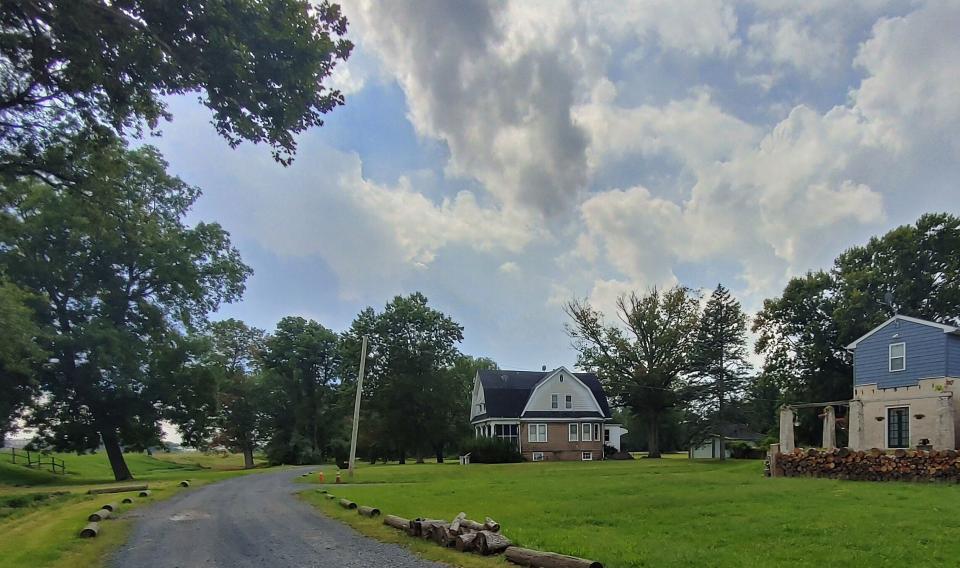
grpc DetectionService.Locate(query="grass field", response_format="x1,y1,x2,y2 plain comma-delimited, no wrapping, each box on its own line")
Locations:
0,450,267,568
304,455,960,567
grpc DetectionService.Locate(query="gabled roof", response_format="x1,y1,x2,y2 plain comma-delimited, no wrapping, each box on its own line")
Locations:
475,369,612,420
845,314,960,350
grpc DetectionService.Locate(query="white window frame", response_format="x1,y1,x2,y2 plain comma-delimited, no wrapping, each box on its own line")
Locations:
889,342,906,372
581,451,593,461
593,423,601,442
581,423,592,442
528,423,547,443
532,451,545,462
565,394,573,409
568,423,579,442
550,393,559,409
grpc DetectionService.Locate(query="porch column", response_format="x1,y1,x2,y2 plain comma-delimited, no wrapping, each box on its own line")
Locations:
936,395,956,449
821,405,836,449
779,406,795,452
848,399,864,450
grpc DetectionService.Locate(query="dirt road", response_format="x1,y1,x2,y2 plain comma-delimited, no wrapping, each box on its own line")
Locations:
109,467,444,567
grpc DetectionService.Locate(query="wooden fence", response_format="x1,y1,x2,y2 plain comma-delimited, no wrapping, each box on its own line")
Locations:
3,447,67,474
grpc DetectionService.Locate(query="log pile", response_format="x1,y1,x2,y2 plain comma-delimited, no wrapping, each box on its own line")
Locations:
777,447,960,481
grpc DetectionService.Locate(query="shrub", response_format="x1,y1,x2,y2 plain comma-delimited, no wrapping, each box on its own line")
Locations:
459,438,522,463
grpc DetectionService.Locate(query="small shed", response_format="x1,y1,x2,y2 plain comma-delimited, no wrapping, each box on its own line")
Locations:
689,424,764,459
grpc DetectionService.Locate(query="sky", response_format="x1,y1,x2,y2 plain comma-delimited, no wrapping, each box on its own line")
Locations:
148,0,960,372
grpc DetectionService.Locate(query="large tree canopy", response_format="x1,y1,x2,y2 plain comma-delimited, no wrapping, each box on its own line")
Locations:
0,0,352,165
0,280,46,442
754,212,960,442
0,134,250,479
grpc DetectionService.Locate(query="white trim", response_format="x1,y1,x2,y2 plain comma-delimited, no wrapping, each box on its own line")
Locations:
846,315,958,350
532,451,545,461
528,423,548,443
581,422,592,441
593,423,601,442
889,342,906,372
581,451,593,461
568,423,579,442
520,367,604,417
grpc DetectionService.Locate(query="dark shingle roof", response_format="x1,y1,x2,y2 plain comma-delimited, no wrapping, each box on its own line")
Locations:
476,369,612,420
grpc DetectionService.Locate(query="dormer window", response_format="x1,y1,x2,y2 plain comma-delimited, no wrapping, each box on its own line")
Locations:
889,342,906,372
551,394,559,409
565,394,573,409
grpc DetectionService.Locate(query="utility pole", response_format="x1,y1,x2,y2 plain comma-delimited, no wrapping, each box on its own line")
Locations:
348,336,368,479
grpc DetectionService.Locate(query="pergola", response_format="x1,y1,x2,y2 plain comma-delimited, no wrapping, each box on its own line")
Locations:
777,400,851,452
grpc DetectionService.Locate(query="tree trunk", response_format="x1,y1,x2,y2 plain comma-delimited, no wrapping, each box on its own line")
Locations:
398,449,406,465
646,413,661,458
243,444,255,469
101,429,133,481
435,443,444,463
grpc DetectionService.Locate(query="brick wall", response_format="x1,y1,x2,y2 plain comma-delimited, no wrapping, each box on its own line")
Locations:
521,422,604,461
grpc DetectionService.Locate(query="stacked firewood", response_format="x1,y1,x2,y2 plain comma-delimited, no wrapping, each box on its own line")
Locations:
381,511,603,567
777,447,960,481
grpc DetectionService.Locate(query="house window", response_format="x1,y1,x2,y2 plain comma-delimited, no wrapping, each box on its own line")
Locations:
581,423,592,442
565,394,573,409
494,424,519,447
604,428,610,443
568,423,579,442
582,451,593,461
593,423,601,442
551,393,559,409
889,342,906,372
532,452,545,461
528,423,547,443
888,407,909,448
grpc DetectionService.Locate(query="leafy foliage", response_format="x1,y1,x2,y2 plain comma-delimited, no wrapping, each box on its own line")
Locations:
0,280,46,441
458,437,522,464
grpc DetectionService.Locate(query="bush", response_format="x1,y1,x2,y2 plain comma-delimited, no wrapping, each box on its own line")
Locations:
459,438,522,464
727,441,764,459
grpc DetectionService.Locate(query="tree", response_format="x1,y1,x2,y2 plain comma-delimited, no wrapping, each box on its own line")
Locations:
342,293,464,464
0,0,352,166
566,286,701,458
205,319,266,469
437,355,497,462
754,213,960,443
689,284,751,460
259,316,342,465
0,134,250,480
0,280,46,442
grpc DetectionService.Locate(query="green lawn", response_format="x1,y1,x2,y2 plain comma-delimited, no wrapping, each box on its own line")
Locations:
304,456,960,567
0,450,269,568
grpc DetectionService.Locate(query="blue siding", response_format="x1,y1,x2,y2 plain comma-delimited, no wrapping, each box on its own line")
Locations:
947,335,960,377
853,319,946,388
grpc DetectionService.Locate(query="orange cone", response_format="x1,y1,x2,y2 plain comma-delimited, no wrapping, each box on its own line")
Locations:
335,471,342,484
318,471,325,483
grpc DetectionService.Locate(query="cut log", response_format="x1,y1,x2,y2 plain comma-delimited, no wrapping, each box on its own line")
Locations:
87,484,148,495
179,480,191,487
138,490,152,497
460,518,486,532
477,530,512,555
450,512,466,533
383,514,410,531
326,494,336,500
456,532,478,552
358,505,381,518
79,522,100,538
121,497,134,504
339,499,357,510
100,502,119,512
431,522,453,546
88,509,111,522
484,517,501,532
505,546,604,568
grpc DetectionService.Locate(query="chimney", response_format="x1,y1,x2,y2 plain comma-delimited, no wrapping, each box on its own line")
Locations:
541,365,547,371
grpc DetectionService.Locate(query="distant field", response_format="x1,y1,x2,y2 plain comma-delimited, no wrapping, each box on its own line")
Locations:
0,450,268,568
305,455,960,567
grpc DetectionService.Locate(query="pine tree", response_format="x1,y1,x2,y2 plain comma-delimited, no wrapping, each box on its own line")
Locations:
691,284,751,460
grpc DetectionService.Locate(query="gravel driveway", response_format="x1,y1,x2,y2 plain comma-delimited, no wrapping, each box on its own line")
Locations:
109,467,445,568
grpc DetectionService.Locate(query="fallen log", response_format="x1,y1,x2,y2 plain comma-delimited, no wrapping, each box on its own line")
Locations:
450,512,466,533
88,509,111,522
358,505,381,518
87,484,148,495
100,502,119,512
477,530,512,555
79,522,100,538
179,480,191,487
138,490,152,497
455,532,478,552
459,518,487,532
484,517,501,532
339,499,357,510
505,546,604,568
121,497,134,504
383,514,410,531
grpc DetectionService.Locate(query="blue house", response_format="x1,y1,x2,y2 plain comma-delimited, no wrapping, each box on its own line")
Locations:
845,315,960,450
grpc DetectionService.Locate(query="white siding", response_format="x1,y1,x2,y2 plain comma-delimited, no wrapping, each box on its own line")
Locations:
470,376,486,420
522,369,602,414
